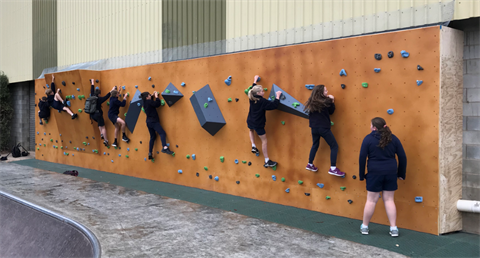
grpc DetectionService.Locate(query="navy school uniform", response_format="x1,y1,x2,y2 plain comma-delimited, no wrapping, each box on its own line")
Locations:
47,82,65,111
107,96,126,125
246,86,280,136
89,84,111,127
38,100,50,119
144,98,167,150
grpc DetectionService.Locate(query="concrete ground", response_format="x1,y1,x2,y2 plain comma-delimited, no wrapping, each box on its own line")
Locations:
0,162,405,258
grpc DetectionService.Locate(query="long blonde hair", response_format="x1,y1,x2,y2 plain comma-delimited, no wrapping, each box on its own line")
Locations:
248,85,263,103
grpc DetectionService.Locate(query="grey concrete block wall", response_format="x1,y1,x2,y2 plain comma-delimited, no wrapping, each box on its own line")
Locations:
9,81,35,152
461,20,480,235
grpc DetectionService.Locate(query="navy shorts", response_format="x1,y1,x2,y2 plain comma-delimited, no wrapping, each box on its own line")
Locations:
366,173,398,192
108,115,119,125
51,100,64,111
248,125,266,136
91,113,105,127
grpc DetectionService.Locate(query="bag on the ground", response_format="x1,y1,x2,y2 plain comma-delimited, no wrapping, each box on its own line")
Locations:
84,96,98,114
12,144,21,158
63,170,79,177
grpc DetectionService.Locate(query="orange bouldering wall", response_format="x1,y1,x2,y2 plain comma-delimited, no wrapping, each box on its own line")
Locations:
35,26,456,235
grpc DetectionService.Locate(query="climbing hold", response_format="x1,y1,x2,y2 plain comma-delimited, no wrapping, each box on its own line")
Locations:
263,88,268,91
285,188,290,193
144,158,147,161
331,121,334,126
77,88,80,91
124,113,127,117
236,181,240,184
374,53,382,60
208,97,213,102
62,81,66,86
156,151,159,154
305,84,315,90
292,102,300,108
224,76,232,86
111,160,114,163
104,152,106,155
348,200,353,204
242,160,247,164
196,173,199,177
235,159,239,164
209,175,212,179
60,146,63,149
204,103,208,108
317,183,324,188
272,175,276,181
135,148,138,151
305,193,310,196
417,65,424,70
166,143,169,147
148,77,151,81
186,154,190,159
340,186,346,191
281,177,285,182
173,90,179,94
416,80,423,86
374,68,381,73
176,145,178,148
341,84,346,89
192,154,196,160
220,156,224,163
388,51,394,58
248,162,252,166
256,76,261,82
122,86,125,90
228,98,232,102
78,109,83,113
235,98,239,102
244,85,253,95
107,101,110,106
415,196,423,203
135,85,138,88
71,95,75,99
214,176,219,181
280,120,286,125
298,180,303,185
178,170,183,174
96,79,99,83
160,99,165,106
326,196,331,200
362,82,368,88
118,154,121,157
272,166,277,171
204,166,208,171
255,153,259,157
50,139,53,142
339,69,347,76
400,50,409,58
387,109,394,115
181,82,186,87
255,174,260,178
352,175,357,179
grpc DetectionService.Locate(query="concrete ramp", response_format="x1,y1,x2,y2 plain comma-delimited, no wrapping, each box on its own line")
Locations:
0,190,100,258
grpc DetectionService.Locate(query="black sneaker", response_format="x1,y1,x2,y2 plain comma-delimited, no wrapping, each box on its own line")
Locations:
264,160,277,168
71,113,78,119
161,148,174,155
148,153,153,160
112,141,118,147
122,135,130,142
103,140,109,147
39,120,43,125
251,146,259,154
101,134,104,140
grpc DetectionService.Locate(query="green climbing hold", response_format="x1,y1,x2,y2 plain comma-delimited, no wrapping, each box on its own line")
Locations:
172,152,175,157
272,166,277,171
204,103,208,108
141,107,145,113
50,139,53,142
126,92,130,96
135,148,138,151
263,88,268,91
114,146,118,149
331,121,334,126
43,144,46,147
227,98,232,102
362,82,368,88
340,186,346,191
126,155,129,158
165,89,171,93
65,96,70,100
204,166,208,171
244,85,253,95
45,120,48,124
55,146,58,149
298,180,303,185
186,154,190,159
78,109,83,113
151,159,155,163
255,174,260,178
220,156,224,163
160,99,165,106
326,196,331,200
292,102,300,108
124,113,127,117
37,147,39,150
107,101,110,106
60,146,63,149
242,160,247,164
281,121,285,125
83,142,87,146
270,96,275,101
281,177,285,182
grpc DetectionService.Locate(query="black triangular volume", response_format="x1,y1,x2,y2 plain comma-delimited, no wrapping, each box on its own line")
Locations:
161,82,184,107
125,89,143,133
190,84,226,136
268,84,308,119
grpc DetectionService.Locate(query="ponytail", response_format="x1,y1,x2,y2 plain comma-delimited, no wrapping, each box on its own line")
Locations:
371,117,392,149
248,85,263,103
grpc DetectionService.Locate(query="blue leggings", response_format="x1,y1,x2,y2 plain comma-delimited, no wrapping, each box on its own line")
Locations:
147,122,167,153
309,127,338,166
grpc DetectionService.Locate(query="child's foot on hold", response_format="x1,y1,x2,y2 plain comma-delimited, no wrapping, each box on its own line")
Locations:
112,140,118,147
264,160,277,168
148,153,153,160
39,120,43,125
328,167,345,177
103,140,109,147
360,225,369,235
122,135,130,142
251,146,259,154
161,147,174,155
306,163,318,172
71,113,78,119
100,134,104,140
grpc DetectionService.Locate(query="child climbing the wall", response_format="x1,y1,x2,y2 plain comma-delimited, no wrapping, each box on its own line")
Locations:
89,79,115,147
247,75,282,168
304,85,345,177
108,86,129,147
359,117,407,237
38,97,50,125
45,74,78,119
140,91,174,159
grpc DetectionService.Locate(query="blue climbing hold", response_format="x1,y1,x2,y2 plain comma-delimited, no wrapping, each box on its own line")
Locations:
317,183,324,188
59,134,62,136
415,196,423,203
181,82,186,87
71,95,75,99
208,97,213,102
256,152,260,157
224,76,232,86
96,87,99,90
76,88,80,91
256,76,261,82
148,77,152,81
44,132,46,135
416,80,423,86
339,69,347,76
305,84,315,90
104,152,106,155
122,86,125,90
72,154,74,156
87,143,90,145
401,50,409,58
192,154,196,160
178,170,183,174
285,188,290,193
272,175,277,181
214,176,219,181
235,159,239,164
127,148,130,151
111,160,114,163
387,109,394,115
92,150,95,153
135,85,138,88
66,101,71,107
173,90,179,94
167,143,170,147
144,158,147,161
46,84,49,88
374,68,381,73
137,103,141,106
39,143,41,146
118,154,121,157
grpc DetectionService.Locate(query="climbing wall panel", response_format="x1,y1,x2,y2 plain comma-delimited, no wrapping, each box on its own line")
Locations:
35,26,463,235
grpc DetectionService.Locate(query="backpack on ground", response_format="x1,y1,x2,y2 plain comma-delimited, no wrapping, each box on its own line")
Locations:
12,144,21,158
84,96,98,114
63,170,79,177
